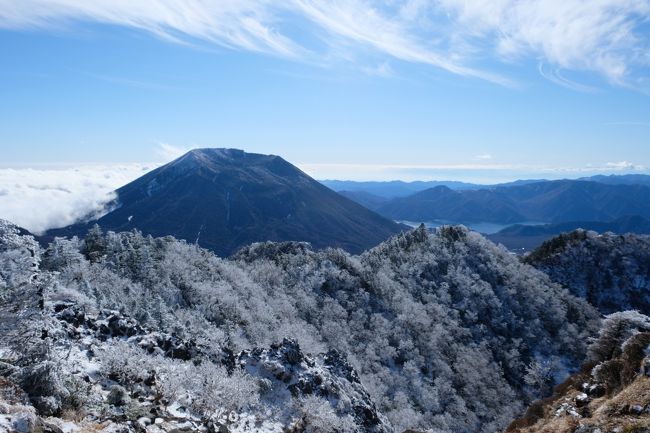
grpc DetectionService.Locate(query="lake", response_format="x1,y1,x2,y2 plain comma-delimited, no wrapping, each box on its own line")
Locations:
398,220,546,235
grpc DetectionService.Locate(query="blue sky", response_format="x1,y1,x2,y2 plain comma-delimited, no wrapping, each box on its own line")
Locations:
1,0,649,182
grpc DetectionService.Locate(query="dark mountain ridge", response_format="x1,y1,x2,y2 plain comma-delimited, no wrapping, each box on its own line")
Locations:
497,215,650,237
488,215,650,251
376,180,650,225
47,148,404,256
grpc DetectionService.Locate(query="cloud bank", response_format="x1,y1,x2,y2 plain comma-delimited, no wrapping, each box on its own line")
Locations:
0,164,155,234
0,0,648,89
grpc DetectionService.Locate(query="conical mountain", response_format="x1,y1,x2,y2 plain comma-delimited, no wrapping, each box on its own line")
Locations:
48,148,404,255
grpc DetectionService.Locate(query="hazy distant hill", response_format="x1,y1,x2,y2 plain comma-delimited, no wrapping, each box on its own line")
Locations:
323,175,650,211
375,180,650,224
376,185,522,222
337,190,388,210
580,173,650,186
48,149,404,256
320,179,481,198
320,179,555,199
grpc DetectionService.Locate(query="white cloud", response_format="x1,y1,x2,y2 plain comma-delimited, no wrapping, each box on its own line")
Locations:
436,0,650,87
475,153,493,161
605,161,644,170
156,142,192,162
0,164,156,234
0,0,647,89
0,0,302,58
537,62,598,93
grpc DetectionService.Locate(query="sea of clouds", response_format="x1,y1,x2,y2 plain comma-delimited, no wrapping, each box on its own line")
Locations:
0,164,156,234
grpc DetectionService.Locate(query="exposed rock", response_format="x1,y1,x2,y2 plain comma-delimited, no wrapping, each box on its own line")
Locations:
138,416,152,428
238,339,392,433
575,393,590,408
627,404,645,415
3,299,393,433
581,383,605,398
10,408,37,433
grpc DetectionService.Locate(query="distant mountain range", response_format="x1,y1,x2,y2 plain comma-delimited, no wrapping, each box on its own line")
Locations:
320,179,481,198
327,175,650,251
374,180,650,224
579,174,650,186
47,149,404,256
321,174,650,199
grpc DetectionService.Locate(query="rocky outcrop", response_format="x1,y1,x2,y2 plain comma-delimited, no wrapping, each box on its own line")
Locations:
239,339,391,432
506,312,650,433
54,302,204,362
1,301,392,433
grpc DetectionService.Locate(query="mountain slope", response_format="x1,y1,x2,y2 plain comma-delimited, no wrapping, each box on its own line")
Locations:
507,311,650,433
337,190,389,210
11,221,602,432
376,180,650,224
377,185,524,223
48,149,404,256
524,230,650,314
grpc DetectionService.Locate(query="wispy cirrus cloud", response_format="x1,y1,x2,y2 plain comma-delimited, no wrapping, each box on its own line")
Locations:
0,0,648,89
537,62,599,93
435,0,650,83
0,0,302,57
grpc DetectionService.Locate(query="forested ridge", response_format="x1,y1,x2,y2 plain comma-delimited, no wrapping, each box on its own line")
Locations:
525,230,650,315
0,220,602,432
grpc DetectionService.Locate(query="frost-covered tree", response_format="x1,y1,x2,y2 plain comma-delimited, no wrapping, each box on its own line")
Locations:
81,224,107,263
1,221,603,433
526,230,650,314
